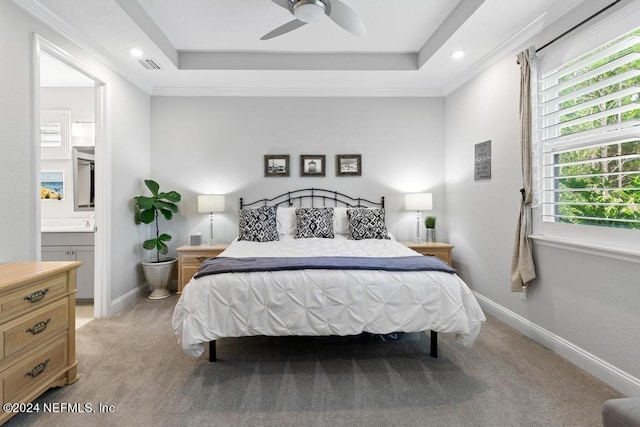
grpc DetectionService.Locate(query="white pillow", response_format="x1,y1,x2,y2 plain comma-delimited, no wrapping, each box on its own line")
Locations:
276,206,297,235
333,207,349,235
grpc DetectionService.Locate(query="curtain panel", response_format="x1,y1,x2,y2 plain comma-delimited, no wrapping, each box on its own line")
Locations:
511,47,537,291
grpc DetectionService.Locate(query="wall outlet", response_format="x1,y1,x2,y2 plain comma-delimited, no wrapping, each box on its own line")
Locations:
520,285,527,301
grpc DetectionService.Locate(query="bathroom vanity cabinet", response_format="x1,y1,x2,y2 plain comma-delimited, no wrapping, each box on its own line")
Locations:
41,232,94,300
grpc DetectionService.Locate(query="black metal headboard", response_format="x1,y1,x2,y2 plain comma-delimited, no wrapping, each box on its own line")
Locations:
240,188,384,210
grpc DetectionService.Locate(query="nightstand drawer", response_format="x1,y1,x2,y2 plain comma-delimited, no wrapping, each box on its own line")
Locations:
176,244,229,294
181,253,214,265
402,242,454,266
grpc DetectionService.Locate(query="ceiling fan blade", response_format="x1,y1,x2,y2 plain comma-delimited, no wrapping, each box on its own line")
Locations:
270,0,291,10
328,0,367,36
260,19,307,40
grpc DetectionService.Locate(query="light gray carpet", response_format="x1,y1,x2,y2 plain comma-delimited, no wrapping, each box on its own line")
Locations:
7,295,621,426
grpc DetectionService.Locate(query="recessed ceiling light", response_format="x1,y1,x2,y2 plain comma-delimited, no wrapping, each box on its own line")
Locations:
129,48,144,58
451,50,465,59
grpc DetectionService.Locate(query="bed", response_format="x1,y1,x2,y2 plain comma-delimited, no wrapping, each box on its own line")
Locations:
172,188,485,361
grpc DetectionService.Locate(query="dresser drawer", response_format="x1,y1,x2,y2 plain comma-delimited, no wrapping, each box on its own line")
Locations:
3,335,68,403
0,275,68,320
1,299,68,361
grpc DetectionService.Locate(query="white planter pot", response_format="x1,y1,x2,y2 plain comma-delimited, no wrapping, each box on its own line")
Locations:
141,258,177,300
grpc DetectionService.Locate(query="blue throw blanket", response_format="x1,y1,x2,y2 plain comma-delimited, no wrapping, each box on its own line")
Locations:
194,255,456,279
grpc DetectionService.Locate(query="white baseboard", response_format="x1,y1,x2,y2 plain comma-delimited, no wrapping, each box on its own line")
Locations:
109,284,147,316
473,291,640,397
109,280,178,316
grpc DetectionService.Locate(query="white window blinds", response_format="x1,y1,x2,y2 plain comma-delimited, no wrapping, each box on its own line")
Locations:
538,30,640,229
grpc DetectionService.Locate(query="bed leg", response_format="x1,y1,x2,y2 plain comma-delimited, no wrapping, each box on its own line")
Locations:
209,341,217,362
430,331,438,358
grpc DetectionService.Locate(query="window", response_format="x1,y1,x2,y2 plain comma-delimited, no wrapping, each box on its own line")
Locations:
537,29,640,235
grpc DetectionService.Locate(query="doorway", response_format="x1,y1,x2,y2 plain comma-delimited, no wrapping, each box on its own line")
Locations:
34,35,109,318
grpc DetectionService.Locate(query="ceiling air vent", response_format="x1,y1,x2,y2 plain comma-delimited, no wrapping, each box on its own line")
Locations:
138,58,161,70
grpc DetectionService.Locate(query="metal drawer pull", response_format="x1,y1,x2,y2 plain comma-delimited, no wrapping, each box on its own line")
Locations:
196,256,209,262
25,358,50,378
23,288,50,303
26,318,52,335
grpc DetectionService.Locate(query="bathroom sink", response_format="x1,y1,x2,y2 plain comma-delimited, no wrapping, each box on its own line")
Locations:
41,225,94,233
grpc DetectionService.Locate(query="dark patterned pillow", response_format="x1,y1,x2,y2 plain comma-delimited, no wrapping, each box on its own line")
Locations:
295,208,334,238
238,206,279,242
347,208,390,240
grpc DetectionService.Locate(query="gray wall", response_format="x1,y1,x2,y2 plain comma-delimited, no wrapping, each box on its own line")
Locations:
150,96,446,250
0,1,151,309
444,54,640,392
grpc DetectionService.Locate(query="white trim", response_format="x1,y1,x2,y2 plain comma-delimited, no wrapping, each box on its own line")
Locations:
109,284,147,316
441,0,587,96
33,34,112,318
94,82,111,318
14,0,152,94
151,86,445,98
442,11,546,96
530,234,640,264
474,291,640,397
32,35,43,261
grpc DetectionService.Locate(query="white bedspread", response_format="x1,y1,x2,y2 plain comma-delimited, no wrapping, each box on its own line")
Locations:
172,236,485,357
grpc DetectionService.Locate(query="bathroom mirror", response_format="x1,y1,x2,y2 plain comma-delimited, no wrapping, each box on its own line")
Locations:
73,146,95,211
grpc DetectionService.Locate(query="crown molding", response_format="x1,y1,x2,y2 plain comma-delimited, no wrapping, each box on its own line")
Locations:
441,0,592,96
441,12,548,96
151,86,444,98
12,0,153,94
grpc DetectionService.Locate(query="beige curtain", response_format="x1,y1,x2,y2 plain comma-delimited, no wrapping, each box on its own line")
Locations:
511,48,536,291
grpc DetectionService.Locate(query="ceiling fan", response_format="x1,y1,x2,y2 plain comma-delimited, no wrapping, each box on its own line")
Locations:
261,0,367,40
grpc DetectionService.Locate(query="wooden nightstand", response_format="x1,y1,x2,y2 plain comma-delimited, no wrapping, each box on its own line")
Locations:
176,244,228,294
402,242,454,266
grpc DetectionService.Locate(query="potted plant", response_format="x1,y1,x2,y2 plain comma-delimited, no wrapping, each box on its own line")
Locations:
425,216,436,243
134,179,181,299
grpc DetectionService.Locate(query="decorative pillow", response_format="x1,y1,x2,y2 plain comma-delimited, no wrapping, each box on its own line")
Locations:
347,208,390,240
238,206,279,242
295,208,334,238
333,207,349,235
276,206,297,235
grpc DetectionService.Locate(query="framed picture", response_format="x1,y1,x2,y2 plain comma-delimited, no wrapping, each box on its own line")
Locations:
474,140,492,181
264,154,290,177
40,110,71,159
336,154,362,176
40,171,64,200
300,155,326,177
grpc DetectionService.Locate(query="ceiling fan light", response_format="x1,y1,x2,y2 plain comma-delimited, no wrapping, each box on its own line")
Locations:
293,0,326,23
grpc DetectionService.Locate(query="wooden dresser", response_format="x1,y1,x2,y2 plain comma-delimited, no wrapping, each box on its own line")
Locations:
402,242,454,265
176,244,229,294
0,262,80,424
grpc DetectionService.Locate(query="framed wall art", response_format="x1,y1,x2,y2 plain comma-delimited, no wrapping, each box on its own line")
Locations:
336,154,361,176
300,155,326,177
40,171,64,200
264,154,290,177
474,140,492,181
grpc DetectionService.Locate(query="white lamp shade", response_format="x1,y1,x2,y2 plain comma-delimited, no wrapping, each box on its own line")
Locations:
405,193,433,211
198,194,225,213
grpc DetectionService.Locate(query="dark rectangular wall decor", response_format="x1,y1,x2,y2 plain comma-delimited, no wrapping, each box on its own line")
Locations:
474,140,491,181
